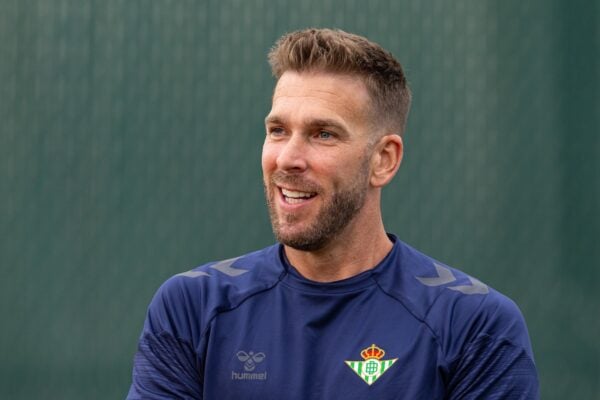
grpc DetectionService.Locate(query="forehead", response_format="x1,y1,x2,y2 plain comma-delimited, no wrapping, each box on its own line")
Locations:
267,71,372,129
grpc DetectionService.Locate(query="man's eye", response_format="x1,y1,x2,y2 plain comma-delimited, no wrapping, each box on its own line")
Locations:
269,127,285,136
317,131,332,139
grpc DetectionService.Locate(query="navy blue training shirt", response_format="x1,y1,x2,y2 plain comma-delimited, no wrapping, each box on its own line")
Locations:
128,235,539,399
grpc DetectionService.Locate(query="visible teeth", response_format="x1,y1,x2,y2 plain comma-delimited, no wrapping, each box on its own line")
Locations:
286,197,306,204
281,188,315,199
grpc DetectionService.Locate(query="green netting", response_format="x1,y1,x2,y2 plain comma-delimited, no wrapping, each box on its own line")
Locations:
0,0,598,398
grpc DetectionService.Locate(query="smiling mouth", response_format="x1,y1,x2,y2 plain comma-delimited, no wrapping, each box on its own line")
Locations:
280,188,317,204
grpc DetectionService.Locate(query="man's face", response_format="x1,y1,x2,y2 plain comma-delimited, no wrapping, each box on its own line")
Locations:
262,71,375,251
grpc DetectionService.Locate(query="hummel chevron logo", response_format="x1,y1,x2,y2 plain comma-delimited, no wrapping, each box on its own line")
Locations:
210,257,248,276
345,344,398,386
416,263,489,295
177,257,248,278
415,263,455,286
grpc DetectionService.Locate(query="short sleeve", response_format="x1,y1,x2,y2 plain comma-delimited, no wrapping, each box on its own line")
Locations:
446,334,539,399
127,278,204,399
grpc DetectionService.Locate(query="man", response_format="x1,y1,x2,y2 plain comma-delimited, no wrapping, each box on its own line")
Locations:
128,28,539,399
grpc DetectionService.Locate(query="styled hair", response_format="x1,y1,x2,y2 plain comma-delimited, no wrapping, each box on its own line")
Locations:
268,28,411,135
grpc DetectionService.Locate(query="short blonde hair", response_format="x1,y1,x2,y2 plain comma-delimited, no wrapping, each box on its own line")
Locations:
268,28,411,135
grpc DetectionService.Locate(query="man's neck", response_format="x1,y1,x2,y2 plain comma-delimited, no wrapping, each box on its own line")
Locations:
284,223,393,283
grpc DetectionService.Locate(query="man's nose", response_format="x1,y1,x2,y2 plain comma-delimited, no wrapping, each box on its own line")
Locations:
276,134,308,172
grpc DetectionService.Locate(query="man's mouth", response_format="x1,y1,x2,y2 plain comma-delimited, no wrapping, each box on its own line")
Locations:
281,188,317,204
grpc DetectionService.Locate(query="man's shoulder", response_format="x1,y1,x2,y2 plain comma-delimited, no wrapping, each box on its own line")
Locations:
378,239,533,360
161,243,284,307
378,239,494,315
143,244,284,340
170,243,283,288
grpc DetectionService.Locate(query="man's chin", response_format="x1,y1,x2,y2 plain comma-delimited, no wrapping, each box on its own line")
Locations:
274,228,329,252
280,238,327,252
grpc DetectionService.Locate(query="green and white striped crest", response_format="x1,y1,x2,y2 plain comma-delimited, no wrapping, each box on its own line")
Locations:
345,358,398,386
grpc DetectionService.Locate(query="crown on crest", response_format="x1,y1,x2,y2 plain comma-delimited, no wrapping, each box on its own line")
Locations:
360,344,385,360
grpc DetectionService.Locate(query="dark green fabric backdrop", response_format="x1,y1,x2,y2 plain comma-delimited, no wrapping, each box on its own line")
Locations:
1,0,598,398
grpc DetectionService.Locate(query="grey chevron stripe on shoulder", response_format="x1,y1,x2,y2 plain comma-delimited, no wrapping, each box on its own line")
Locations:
176,256,249,279
416,263,457,286
416,262,489,295
210,257,248,277
448,277,489,295
176,270,210,278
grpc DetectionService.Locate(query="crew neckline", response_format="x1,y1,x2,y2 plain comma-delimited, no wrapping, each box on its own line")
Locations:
279,234,399,294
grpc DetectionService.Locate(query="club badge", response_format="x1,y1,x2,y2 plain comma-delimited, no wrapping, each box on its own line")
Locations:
345,344,398,386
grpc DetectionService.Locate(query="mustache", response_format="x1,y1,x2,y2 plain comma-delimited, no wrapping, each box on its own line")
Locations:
270,171,322,193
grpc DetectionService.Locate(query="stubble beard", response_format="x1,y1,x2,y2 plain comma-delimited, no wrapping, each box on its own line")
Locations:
264,161,370,252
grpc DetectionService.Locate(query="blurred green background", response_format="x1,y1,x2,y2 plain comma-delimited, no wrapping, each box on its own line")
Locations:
1,0,598,398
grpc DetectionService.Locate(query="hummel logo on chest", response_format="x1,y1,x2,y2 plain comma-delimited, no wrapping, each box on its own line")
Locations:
231,350,267,381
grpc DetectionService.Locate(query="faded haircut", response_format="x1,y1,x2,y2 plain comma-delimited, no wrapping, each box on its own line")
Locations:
268,28,411,136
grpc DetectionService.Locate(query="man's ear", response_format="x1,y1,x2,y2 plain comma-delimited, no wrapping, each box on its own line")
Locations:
370,134,403,188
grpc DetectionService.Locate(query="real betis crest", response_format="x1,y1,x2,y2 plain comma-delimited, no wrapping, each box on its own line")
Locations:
345,344,398,386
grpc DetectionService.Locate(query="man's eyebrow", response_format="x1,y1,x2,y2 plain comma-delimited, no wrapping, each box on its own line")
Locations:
264,116,347,131
307,118,346,130
264,115,283,125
